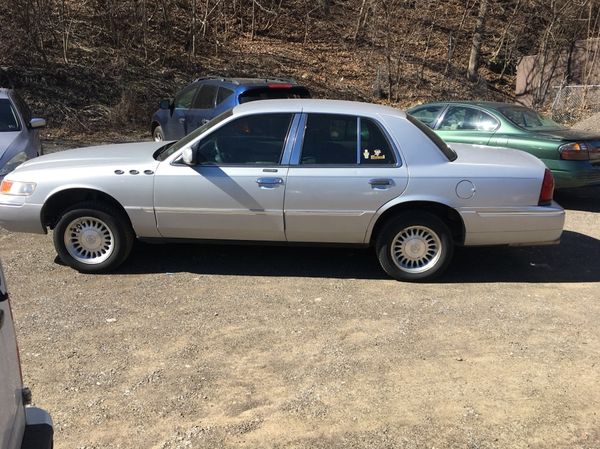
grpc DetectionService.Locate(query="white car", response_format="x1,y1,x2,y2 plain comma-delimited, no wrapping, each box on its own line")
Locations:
0,99,565,281
0,262,53,449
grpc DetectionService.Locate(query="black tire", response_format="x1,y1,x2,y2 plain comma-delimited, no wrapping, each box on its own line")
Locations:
153,125,164,142
53,202,134,273
375,211,454,282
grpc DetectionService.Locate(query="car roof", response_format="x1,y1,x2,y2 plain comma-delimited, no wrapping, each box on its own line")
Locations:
194,77,302,88
410,100,525,111
232,99,406,117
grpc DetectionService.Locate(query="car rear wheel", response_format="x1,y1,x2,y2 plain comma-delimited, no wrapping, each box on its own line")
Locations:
376,212,454,282
153,125,164,142
53,203,134,273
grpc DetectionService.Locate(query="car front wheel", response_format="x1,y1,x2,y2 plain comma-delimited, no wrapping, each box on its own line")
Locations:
53,203,134,273
376,212,454,282
153,125,165,142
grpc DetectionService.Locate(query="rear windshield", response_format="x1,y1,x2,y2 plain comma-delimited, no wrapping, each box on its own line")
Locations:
499,105,566,131
407,114,457,161
0,99,20,132
239,86,311,104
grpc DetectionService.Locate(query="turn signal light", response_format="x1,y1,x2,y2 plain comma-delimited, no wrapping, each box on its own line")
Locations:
0,180,13,193
538,168,554,206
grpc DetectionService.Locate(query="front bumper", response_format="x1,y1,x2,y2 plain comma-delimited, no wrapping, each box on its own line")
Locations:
0,199,45,234
460,202,565,246
21,407,53,449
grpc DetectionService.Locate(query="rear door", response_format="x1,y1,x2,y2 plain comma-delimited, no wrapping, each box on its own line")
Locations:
0,267,25,449
284,113,408,243
435,106,500,145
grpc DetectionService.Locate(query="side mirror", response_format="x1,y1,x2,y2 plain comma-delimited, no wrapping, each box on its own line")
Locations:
30,118,46,129
159,99,172,110
181,146,196,165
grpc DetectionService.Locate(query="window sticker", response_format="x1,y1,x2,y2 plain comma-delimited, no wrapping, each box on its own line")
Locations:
366,149,386,160
371,150,385,161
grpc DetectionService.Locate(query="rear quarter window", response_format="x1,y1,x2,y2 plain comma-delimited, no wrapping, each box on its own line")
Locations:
239,87,311,104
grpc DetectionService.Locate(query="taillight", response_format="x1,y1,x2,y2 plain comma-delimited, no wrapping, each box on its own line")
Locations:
539,168,554,206
558,142,600,160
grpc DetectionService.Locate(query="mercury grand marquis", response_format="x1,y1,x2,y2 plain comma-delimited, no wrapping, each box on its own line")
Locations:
0,99,565,281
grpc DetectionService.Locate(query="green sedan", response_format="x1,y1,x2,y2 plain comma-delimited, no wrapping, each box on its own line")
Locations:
407,101,600,189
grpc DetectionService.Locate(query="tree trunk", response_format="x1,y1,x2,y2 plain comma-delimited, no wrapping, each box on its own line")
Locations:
467,0,488,82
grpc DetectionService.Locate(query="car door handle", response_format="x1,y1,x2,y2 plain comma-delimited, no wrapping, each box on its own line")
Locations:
201,119,210,125
369,178,393,189
256,177,284,188
179,117,186,123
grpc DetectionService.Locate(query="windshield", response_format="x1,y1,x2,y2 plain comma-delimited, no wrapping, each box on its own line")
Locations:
499,106,566,131
154,109,234,161
0,99,21,132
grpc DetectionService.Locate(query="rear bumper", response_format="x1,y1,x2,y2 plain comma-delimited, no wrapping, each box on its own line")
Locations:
460,202,565,246
550,163,600,189
21,407,53,449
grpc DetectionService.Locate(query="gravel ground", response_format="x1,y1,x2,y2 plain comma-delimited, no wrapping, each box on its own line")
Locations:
1,150,600,448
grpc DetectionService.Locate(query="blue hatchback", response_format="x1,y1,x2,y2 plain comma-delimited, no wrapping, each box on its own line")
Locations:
150,77,311,141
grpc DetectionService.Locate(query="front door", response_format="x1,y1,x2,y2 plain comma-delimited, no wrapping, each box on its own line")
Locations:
435,106,500,145
154,113,294,241
164,84,199,140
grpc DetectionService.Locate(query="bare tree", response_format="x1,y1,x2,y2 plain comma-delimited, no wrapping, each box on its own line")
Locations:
467,0,488,81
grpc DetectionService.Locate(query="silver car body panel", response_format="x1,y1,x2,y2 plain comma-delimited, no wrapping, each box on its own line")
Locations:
0,265,25,449
0,99,565,248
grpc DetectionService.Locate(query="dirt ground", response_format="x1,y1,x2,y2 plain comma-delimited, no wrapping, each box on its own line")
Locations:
1,175,599,448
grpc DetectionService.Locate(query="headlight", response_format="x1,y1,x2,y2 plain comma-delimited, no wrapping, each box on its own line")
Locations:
0,180,36,196
0,152,28,176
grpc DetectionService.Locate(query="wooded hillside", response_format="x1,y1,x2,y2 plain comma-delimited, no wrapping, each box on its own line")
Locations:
1,0,598,137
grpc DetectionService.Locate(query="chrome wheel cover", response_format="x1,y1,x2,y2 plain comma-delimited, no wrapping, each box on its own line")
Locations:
153,129,163,142
64,216,114,265
390,225,442,274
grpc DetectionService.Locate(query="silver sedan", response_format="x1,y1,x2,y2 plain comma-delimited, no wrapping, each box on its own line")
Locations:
0,99,565,281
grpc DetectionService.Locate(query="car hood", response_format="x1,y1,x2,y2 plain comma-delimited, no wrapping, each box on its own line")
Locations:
0,132,19,159
13,141,166,173
529,128,600,141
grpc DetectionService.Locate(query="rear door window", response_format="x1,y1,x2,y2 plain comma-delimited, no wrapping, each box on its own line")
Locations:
299,114,396,165
193,84,218,109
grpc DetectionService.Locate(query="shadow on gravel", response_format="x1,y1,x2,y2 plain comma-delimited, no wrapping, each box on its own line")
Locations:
555,186,600,213
112,230,600,283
